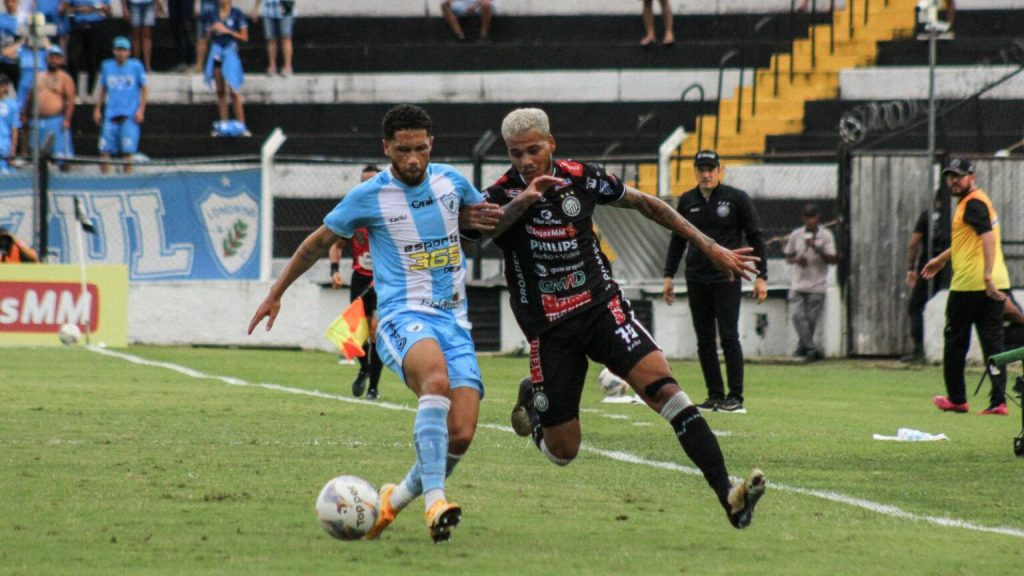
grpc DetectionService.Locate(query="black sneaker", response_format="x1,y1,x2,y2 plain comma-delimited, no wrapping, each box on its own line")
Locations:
510,377,535,437
716,397,747,414
351,370,368,397
696,396,724,411
366,388,379,400
727,469,766,529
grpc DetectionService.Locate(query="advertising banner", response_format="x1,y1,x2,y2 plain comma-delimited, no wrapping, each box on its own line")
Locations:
0,264,128,347
0,169,262,280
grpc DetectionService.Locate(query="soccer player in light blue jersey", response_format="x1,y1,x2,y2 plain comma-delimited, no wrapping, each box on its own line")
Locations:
249,104,514,543
94,36,147,174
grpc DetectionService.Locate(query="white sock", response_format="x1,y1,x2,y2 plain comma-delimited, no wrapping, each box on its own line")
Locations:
424,488,445,511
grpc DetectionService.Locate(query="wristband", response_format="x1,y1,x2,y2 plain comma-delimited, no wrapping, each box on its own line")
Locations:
330,262,339,274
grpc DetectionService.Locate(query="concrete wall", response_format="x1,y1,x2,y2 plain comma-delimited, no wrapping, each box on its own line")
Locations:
297,1,851,17
923,290,1024,364
128,279,843,359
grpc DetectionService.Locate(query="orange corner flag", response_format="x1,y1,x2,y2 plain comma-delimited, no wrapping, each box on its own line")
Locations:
325,297,369,360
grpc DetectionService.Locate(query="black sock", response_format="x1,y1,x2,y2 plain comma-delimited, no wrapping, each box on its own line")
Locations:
357,343,369,373
671,406,732,510
368,346,383,392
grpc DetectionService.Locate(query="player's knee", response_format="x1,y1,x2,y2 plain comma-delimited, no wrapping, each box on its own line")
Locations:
541,440,578,466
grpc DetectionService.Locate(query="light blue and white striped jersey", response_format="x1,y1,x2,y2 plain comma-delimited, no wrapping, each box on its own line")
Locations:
323,163,483,328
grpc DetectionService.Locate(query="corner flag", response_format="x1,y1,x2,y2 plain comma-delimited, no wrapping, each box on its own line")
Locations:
325,297,369,360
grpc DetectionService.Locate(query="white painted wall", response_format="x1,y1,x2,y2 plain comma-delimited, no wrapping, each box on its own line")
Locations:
128,280,844,359
147,69,755,106
840,66,1024,101
295,1,851,17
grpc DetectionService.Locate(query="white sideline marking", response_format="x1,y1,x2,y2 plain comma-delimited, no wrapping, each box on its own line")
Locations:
88,346,1024,540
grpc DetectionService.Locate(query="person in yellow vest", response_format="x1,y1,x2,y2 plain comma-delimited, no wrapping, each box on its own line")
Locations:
922,158,1010,415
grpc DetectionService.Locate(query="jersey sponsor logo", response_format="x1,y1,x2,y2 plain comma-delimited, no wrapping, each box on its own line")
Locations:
532,249,581,262
418,293,461,310
440,192,458,215
549,261,585,274
525,224,577,240
105,74,137,90
607,295,627,325
406,322,424,333
533,262,549,277
598,180,615,197
585,177,597,190
199,189,259,275
494,174,509,186
512,252,529,304
538,270,586,294
556,160,584,177
388,214,408,223
411,197,435,209
561,196,581,217
382,319,408,353
541,291,592,322
529,238,578,253
716,202,731,218
403,232,459,253
0,282,99,333
505,188,522,198
529,337,544,383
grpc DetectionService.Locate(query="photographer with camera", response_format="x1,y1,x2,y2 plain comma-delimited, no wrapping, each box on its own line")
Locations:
252,0,295,76
0,228,39,263
783,203,836,363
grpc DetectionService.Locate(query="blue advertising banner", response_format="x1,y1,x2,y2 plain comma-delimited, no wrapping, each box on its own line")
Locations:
0,170,262,280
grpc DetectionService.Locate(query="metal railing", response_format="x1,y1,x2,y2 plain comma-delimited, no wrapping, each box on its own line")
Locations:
714,49,739,148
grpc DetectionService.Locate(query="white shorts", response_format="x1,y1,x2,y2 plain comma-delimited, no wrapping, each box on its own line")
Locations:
448,0,498,17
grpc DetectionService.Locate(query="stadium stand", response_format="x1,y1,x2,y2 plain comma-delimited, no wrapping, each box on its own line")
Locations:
68,6,832,161
767,6,1024,154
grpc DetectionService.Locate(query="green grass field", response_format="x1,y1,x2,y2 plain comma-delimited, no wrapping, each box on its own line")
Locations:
3,346,1023,575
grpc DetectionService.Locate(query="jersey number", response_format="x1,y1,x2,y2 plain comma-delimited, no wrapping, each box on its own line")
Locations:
615,324,638,343
409,245,461,271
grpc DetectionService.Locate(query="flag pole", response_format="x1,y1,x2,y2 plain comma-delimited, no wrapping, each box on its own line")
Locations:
74,197,90,345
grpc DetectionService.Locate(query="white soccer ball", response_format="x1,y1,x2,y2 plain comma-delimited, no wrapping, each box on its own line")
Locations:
598,368,629,397
315,475,380,541
58,323,82,346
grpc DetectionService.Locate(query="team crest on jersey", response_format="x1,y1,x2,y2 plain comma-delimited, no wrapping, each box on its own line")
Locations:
561,196,581,217
440,191,459,215
199,188,259,275
716,202,731,218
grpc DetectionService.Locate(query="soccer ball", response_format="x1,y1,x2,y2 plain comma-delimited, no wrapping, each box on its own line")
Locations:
598,368,629,397
58,323,82,346
315,475,380,541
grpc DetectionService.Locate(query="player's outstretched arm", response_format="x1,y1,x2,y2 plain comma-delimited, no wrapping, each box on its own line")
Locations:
248,226,342,334
478,175,562,238
612,186,759,281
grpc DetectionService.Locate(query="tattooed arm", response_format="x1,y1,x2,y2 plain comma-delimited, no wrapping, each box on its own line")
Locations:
611,186,759,281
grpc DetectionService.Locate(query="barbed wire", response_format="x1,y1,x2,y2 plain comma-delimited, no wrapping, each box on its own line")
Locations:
839,35,1024,146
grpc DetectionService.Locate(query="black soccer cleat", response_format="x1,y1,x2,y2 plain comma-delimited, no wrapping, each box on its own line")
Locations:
351,370,368,397
727,469,766,529
510,377,535,437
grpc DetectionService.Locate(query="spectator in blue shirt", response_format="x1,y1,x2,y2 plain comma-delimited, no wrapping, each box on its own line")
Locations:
252,0,294,76
121,1,166,72
64,0,112,97
193,0,218,74
37,0,71,54
205,0,247,134
94,35,147,173
0,0,22,89
0,73,19,173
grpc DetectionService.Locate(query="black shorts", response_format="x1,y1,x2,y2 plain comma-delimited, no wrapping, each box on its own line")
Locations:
527,293,660,427
349,272,376,315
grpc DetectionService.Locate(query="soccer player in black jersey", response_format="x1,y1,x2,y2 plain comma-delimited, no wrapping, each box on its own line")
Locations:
481,107,766,529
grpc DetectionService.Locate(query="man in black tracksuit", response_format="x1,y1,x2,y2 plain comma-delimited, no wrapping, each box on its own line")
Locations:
662,150,768,414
